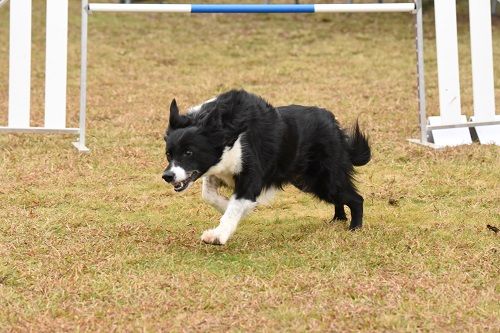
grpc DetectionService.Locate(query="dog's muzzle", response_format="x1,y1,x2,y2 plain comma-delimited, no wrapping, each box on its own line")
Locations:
162,170,200,192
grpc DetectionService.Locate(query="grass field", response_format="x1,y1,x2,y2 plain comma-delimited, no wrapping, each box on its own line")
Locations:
1,1,499,331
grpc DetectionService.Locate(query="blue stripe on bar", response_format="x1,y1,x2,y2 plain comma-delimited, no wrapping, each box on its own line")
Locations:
191,4,315,13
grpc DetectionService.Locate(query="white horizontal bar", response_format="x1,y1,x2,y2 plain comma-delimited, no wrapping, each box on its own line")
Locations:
0,127,80,134
314,3,415,13
428,115,472,147
87,3,416,14
471,115,500,145
426,120,500,130
88,4,191,13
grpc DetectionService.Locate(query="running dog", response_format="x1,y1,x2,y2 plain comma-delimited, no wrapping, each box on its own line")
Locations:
162,89,371,245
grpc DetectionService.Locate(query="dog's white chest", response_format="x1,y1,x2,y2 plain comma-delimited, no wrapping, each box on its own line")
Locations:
205,134,244,188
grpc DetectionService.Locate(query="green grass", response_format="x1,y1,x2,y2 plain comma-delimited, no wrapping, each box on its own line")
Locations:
0,1,499,331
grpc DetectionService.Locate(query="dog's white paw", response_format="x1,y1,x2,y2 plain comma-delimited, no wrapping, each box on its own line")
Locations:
201,228,228,245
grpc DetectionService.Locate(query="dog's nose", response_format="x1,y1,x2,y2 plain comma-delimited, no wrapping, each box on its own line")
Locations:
162,170,175,183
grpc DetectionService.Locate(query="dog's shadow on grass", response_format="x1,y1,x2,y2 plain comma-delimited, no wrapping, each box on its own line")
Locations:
179,217,363,274
192,216,352,254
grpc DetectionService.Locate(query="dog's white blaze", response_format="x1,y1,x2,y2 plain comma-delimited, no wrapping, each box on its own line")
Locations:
204,134,244,187
201,195,256,245
187,97,217,114
201,176,228,213
170,162,187,182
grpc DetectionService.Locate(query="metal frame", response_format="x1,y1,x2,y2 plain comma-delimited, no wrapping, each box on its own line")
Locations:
426,120,500,131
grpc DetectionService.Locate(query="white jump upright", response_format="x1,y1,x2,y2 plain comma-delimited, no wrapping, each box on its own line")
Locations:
0,0,88,151
417,0,500,148
469,0,499,145
8,0,31,129
45,0,69,129
427,0,472,147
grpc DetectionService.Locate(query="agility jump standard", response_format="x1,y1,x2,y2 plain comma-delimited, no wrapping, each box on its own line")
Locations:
77,1,422,152
83,1,500,149
0,0,79,140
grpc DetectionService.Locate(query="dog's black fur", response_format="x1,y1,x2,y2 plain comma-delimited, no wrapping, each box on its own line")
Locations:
163,89,370,229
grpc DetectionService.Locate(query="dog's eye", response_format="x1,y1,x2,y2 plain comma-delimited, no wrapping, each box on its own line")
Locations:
166,151,171,160
184,150,193,156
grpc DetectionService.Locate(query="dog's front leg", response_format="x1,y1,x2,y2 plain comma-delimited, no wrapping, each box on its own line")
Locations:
201,195,256,245
201,176,228,214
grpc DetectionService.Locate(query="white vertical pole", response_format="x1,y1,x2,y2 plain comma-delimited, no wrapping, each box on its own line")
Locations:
433,0,462,124
415,0,427,144
8,0,32,128
469,0,495,121
73,0,90,152
469,0,499,145
44,0,69,129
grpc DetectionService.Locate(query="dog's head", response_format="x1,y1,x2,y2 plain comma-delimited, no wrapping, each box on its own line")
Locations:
162,99,223,192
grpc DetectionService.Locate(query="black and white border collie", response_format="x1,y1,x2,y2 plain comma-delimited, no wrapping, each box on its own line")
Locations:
162,89,371,245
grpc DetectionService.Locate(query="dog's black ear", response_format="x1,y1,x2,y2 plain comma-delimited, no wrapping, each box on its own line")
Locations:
170,98,179,115
169,98,180,128
168,98,190,130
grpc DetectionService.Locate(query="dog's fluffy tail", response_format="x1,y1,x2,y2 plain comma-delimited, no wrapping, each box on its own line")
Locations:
347,121,371,167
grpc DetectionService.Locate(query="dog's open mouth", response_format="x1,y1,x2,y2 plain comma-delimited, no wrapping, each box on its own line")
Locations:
172,171,200,192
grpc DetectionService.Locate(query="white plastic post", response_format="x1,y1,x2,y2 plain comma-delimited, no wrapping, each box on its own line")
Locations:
44,0,69,129
73,0,90,152
434,1,462,123
469,0,499,145
430,0,471,147
8,0,32,128
415,0,426,144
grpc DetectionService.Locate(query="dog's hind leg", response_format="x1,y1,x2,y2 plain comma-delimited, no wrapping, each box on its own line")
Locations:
333,202,348,222
339,189,364,230
201,176,228,214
